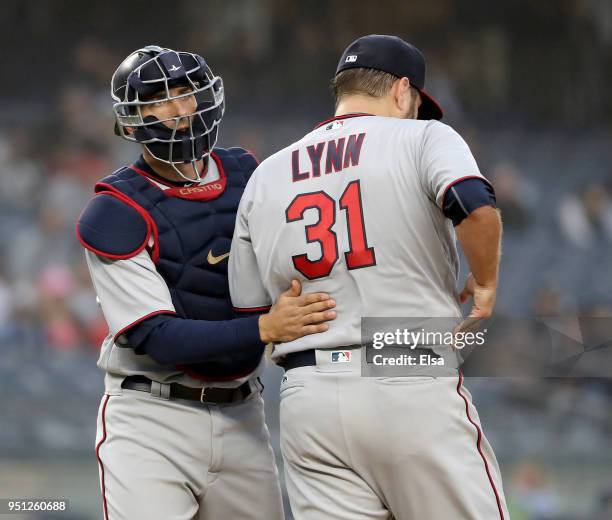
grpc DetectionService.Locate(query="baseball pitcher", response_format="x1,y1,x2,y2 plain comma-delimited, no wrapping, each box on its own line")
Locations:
230,35,508,520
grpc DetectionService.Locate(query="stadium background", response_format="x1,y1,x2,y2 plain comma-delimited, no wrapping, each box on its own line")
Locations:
1,0,611,518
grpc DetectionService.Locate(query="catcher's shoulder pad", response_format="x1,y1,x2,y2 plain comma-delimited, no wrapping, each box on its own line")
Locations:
76,193,150,260
219,147,259,178
232,146,259,170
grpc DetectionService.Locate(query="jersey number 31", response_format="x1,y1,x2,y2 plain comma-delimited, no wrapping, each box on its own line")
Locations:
285,180,376,279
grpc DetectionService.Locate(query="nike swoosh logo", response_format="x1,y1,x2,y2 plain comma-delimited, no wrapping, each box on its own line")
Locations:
207,250,230,265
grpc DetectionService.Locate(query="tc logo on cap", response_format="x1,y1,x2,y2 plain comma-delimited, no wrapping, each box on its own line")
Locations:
345,55,358,63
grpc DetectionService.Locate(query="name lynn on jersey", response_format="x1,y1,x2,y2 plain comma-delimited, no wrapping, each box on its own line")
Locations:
291,132,366,182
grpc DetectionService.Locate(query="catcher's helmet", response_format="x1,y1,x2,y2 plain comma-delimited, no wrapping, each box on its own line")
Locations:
111,45,224,180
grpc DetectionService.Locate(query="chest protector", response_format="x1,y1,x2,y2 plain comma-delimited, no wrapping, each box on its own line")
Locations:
94,148,256,321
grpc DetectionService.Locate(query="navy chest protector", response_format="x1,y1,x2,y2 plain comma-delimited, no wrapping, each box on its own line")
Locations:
78,147,257,322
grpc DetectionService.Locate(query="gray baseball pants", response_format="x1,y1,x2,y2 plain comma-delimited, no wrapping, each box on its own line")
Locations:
95,383,284,520
279,349,508,520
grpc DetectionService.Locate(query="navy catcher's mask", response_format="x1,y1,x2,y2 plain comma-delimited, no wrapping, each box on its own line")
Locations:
111,45,225,181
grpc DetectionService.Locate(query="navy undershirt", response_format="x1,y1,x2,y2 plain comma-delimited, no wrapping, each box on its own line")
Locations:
125,312,265,365
442,178,496,226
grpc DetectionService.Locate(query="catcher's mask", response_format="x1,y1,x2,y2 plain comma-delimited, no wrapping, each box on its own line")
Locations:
111,45,225,181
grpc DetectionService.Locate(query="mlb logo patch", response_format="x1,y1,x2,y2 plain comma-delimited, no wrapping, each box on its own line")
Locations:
325,120,344,131
345,55,358,63
331,351,351,363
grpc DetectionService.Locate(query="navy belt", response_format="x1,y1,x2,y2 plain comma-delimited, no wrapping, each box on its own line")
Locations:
281,347,441,372
280,349,317,371
121,375,252,404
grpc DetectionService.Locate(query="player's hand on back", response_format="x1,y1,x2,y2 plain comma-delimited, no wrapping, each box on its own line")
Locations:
459,272,497,319
258,280,336,343
453,273,496,345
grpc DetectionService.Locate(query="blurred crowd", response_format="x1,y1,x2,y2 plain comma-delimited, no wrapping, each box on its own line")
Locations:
1,1,612,518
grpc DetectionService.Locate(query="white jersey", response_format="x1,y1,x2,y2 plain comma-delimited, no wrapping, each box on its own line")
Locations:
229,114,486,359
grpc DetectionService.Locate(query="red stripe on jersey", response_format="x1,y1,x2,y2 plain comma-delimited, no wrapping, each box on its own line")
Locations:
112,310,178,344
314,113,373,129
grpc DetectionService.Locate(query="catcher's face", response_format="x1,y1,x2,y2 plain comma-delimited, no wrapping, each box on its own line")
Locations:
140,85,198,130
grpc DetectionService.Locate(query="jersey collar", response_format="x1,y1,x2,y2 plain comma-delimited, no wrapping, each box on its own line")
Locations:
314,113,374,129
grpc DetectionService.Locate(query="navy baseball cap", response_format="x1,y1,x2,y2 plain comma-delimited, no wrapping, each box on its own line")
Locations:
336,34,443,120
